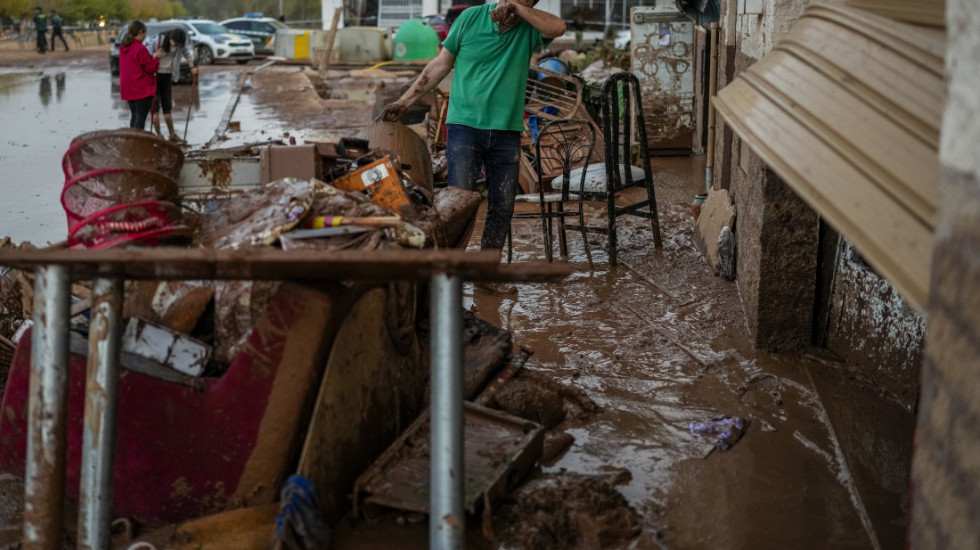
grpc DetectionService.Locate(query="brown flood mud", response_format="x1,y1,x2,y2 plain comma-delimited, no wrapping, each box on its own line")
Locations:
0,50,912,549
457,155,910,549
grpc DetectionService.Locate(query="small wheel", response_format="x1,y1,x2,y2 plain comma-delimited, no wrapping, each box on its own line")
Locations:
196,45,214,65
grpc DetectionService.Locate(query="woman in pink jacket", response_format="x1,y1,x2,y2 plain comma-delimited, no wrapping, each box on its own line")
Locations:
118,20,162,129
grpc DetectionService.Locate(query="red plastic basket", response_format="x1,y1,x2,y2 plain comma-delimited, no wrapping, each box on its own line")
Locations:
67,200,188,249
62,129,184,181
61,168,179,233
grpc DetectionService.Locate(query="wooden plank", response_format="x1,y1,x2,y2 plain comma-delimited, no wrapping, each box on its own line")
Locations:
318,7,344,74
0,248,572,283
296,288,427,524
714,80,931,309
367,121,434,192
208,70,249,148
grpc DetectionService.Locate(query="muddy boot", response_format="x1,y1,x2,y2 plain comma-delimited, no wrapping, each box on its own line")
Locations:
164,114,184,143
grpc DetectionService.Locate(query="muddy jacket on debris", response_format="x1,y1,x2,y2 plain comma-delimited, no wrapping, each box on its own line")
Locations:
119,41,159,101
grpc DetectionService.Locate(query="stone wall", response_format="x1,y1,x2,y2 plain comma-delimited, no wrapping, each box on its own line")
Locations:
718,0,826,350
911,0,980,546
728,127,819,350
736,0,812,59
711,0,738,191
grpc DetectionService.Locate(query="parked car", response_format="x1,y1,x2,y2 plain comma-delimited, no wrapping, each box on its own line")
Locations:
421,14,449,41
220,15,291,55
164,19,254,65
109,22,195,84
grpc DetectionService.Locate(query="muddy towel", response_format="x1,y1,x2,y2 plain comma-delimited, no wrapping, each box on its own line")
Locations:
690,416,747,451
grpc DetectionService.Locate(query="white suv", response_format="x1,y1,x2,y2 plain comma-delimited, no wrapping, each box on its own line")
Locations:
221,16,290,55
163,18,254,65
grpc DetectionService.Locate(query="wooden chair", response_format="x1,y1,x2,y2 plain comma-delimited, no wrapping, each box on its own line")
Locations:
507,119,596,265
561,72,664,264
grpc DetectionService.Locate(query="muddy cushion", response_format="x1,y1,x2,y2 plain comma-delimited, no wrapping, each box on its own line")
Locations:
551,163,647,193
515,192,581,204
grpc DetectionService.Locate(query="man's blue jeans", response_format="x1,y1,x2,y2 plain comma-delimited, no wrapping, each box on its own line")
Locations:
446,124,520,251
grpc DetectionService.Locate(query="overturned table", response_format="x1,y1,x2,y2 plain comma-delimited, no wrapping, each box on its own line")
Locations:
0,247,571,550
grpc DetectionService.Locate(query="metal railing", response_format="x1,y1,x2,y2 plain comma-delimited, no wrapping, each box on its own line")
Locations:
1,247,569,550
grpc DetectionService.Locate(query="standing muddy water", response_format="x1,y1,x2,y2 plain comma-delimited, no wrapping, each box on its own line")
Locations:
0,53,282,245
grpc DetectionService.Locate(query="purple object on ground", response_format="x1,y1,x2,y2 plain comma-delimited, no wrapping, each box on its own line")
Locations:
690,416,747,451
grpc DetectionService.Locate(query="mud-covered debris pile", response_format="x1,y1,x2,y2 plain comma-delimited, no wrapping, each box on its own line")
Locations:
486,369,600,465
495,470,641,550
490,370,600,429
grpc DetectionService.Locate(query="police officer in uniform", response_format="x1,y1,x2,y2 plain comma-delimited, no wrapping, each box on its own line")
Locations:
50,10,69,51
33,7,47,54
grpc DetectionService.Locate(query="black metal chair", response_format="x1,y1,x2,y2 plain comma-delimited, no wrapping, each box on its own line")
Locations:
566,72,663,265
507,118,596,265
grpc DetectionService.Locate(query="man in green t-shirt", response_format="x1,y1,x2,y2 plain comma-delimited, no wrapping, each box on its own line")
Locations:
381,0,565,254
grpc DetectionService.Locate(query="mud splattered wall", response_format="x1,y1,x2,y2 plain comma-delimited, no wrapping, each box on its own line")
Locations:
912,0,980,546
823,240,926,409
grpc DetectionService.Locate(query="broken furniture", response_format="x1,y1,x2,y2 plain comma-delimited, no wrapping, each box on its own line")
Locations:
352,402,543,519
524,63,583,122
508,119,596,265
367,121,434,193
0,247,569,550
563,72,664,264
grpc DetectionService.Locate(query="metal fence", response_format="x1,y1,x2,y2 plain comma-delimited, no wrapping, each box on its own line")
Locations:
377,0,425,29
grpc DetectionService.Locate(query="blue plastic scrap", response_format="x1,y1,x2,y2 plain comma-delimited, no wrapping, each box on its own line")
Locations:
690,416,747,451
276,475,332,550
528,106,560,142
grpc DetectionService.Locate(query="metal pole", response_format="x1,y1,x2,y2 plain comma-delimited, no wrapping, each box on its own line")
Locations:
604,0,612,37
429,273,463,550
705,22,719,192
24,265,71,550
77,277,124,550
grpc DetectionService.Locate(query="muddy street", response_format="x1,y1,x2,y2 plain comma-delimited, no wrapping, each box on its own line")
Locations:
0,42,917,550
456,166,911,550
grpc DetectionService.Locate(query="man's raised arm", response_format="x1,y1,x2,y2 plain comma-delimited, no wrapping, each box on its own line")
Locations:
379,47,457,122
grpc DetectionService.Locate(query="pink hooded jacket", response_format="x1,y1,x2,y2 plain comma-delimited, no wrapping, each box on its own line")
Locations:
119,40,159,101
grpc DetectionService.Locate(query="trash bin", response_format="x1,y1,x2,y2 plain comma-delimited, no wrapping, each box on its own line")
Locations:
392,19,439,61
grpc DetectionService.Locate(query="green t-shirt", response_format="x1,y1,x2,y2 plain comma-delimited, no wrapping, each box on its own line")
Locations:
442,4,549,132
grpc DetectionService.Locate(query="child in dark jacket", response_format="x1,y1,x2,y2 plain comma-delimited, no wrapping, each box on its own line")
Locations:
119,21,161,129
